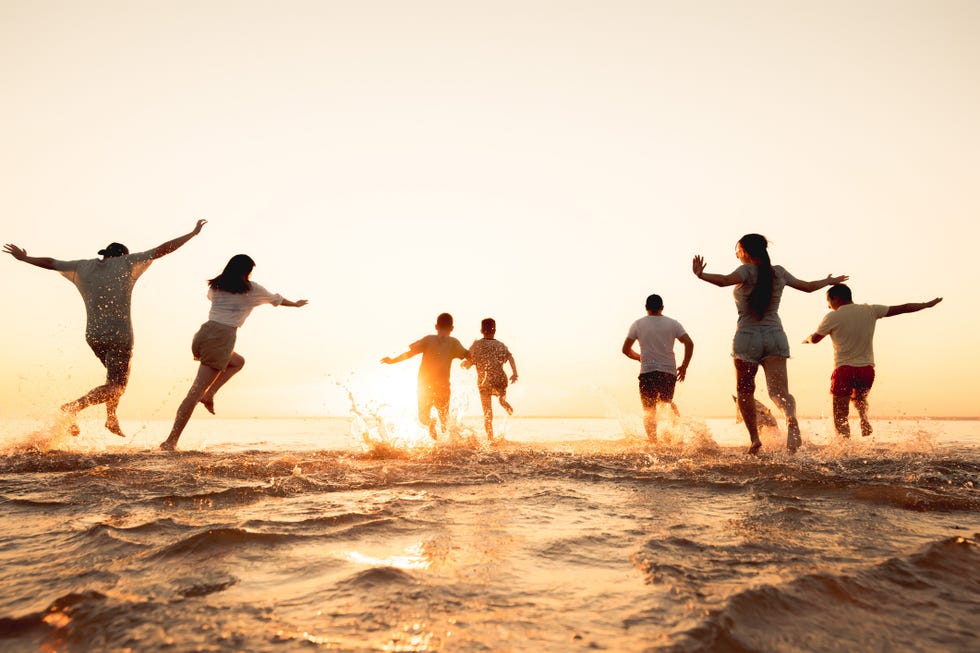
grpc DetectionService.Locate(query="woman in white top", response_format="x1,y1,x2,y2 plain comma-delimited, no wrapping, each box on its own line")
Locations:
160,254,307,451
693,234,846,455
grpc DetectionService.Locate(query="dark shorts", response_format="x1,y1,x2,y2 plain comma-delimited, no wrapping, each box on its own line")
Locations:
191,321,238,371
86,334,133,386
830,365,875,398
639,371,677,408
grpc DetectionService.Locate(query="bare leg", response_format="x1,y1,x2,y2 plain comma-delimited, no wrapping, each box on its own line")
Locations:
160,364,221,451
480,392,494,440
643,404,658,442
199,353,244,414
735,359,762,454
498,394,514,416
104,387,126,437
760,356,801,453
853,390,872,436
62,382,127,436
832,395,851,437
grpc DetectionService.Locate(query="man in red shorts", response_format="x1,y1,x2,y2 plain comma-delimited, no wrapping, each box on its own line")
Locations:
804,284,942,437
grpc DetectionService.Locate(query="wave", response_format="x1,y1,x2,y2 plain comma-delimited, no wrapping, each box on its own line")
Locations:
666,535,980,652
152,527,307,559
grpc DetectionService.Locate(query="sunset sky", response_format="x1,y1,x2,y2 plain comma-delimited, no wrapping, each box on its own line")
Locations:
2,1,978,423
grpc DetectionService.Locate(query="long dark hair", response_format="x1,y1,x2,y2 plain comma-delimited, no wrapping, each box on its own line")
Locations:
739,234,773,319
208,254,255,294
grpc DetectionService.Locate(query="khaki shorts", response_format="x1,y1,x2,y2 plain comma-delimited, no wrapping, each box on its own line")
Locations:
191,321,237,371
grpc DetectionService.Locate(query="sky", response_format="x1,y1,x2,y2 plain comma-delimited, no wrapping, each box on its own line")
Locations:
2,1,978,422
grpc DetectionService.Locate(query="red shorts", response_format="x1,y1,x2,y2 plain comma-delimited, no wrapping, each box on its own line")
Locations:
830,365,875,398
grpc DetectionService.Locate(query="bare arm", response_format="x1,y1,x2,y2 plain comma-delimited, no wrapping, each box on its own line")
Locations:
803,332,827,344
280,298,308,308
3,244,56,270
676,334,694,382
622,337,641,361
507,352,519,383
381,349,419,364
885,297,942,317
151,219,207,259
785,273,849,293
692,256,743,287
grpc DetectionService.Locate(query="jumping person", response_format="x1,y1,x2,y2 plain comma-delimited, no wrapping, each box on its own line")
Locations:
804,284,942,437
4,219,206,436
693,233,847,454
159,254,307,451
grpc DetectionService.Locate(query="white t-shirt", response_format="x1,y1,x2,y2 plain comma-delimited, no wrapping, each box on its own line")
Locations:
815,303,889,367
626,315,688,374
53,251,156,339
207,283,284,327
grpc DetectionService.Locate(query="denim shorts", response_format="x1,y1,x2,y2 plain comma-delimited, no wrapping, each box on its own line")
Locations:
732,326,790,363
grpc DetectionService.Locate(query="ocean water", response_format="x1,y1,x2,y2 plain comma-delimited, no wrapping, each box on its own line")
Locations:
0,414,977,652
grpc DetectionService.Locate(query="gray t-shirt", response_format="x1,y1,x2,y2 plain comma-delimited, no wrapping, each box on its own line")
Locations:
732,264,799,329
53,252,155,341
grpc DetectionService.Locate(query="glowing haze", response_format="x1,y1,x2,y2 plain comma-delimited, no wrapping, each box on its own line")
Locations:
2,1,978,422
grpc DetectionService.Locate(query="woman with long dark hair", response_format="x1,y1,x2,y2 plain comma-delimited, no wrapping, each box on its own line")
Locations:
693,234,846,454
159,254,307,451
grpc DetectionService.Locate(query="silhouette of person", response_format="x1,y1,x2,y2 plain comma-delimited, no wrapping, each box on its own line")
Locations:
4,219,206,436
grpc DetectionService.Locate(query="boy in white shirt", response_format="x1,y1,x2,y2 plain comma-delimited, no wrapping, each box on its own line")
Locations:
804,284,942,437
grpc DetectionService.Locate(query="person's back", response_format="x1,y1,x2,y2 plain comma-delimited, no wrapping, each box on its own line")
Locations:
816,303,888,367
468,337,511,390
414,334,468,387
54,251,155,339
732,264,791,328
629,314,687,374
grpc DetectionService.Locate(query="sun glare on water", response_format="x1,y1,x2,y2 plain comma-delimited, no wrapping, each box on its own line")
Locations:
337,365,477,451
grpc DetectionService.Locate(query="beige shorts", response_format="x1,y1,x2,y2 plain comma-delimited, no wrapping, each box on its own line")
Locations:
191,321,237,371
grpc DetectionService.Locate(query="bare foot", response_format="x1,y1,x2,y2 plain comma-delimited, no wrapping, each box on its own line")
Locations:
200,398,215,415
428,425,438,440
500,399,514,416
786,418,802,452
105,417,126,438
68,422,80,437
860,420,873,437
747,441,762,456
159,441,176,452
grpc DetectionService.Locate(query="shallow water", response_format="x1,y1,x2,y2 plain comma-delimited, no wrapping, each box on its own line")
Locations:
0,416,977,652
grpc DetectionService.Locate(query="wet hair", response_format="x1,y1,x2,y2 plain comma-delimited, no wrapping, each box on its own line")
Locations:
827,284,852,302
435,313,454,329
739,233,773,320
645,294,663,311
208,254,255,294
98,242,129,258
481,318,496,333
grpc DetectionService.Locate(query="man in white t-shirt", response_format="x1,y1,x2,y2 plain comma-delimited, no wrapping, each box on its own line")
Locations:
804,284,942,438
622,294,694,442
3,220,206,436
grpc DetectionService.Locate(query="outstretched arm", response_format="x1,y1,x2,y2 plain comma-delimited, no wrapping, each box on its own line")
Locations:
3,244,55,270
885,297,942,317
151,219,207,259
692,256,743,287
676,334,694,382
803,332,826,344
281,298,308,308
381,349,418,365
785,273,849,293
